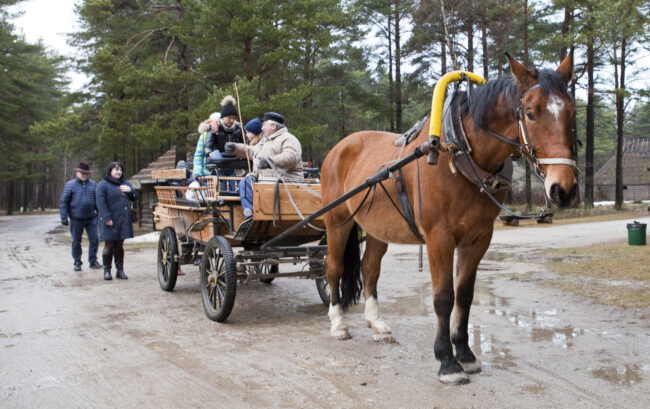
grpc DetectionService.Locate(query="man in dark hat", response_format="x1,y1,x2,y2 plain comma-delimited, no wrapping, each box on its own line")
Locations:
60,162,101,271
225,111,304,218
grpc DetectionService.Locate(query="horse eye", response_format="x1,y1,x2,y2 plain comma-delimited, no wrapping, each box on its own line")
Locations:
526,111,536,121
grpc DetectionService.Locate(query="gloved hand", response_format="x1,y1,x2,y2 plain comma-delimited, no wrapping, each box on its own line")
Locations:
224,142,236,154
61,219,69,226
257,157,271,169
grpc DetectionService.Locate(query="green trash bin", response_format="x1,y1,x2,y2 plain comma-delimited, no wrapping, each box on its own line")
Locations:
627,221,647,246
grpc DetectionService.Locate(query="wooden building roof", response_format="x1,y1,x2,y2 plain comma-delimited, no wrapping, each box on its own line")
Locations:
130,147,192,185
594,139,650,186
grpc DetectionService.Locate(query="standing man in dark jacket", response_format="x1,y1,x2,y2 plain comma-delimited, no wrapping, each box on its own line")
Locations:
60,162,102,271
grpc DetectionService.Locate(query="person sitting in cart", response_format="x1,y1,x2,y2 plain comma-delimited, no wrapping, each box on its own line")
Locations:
192,112,221,183
205,95,246,191
244,117,263,146
224,112,304,219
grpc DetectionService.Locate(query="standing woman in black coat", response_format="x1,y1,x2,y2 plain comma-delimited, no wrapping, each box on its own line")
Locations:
95,162,139,280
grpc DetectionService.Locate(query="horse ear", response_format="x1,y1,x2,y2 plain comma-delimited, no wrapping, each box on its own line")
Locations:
506,52,537,90
556,53,573,84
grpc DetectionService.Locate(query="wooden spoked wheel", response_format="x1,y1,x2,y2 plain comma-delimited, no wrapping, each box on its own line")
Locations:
157,227,179,292
200,236,237,322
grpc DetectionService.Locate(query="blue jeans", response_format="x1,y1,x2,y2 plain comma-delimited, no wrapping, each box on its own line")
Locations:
238,175,256,214
70,217,99,264
212,151,236,191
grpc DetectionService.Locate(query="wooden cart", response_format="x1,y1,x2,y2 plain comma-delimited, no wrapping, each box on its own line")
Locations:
151,159,328,322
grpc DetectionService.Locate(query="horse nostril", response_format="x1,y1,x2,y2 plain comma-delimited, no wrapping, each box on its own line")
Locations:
550,183,577,207
550,184,563,203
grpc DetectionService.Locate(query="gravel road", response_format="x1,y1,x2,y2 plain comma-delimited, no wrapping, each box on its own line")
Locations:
1,214,648,408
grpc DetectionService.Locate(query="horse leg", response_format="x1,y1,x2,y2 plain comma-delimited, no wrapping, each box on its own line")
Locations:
325,223,355,340
361,236,393,342
451,234,492,375
427,236,469,385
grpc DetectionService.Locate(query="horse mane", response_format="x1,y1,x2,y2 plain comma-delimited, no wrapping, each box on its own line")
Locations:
460,69,570,129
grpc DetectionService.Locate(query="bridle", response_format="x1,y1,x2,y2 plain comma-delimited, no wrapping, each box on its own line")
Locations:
473,78,578,181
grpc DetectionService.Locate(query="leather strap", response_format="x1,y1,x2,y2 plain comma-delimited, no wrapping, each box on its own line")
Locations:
394,169,425,243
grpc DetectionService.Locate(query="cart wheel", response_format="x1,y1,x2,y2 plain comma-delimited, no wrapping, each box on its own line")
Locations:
157,227,179,292
315,277,330,306
200,236,237,322
257,264,277,284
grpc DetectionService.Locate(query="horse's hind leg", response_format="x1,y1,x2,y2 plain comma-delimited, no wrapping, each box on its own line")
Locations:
361,236,393,342
325,222,355,340
452,234,492,375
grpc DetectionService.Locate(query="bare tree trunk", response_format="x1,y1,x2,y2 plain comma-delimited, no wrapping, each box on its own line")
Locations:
441,38,447,76
481,15,488,79
585,32,595,208
524,0,532,211
388,14,395,132
615,38,627,210
466,12,474,73
497,0,505,76
394,0,402,132
6,180,14,215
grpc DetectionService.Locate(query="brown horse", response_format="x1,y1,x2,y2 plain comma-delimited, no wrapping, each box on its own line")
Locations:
320,54,577,385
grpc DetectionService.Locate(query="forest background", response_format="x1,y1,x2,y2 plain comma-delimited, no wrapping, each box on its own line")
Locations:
1,0,648,214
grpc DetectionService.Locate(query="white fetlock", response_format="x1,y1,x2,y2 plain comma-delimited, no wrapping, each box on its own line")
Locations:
459,361,481,374
364,298,394,343
329,304,351,340
438,371,470,385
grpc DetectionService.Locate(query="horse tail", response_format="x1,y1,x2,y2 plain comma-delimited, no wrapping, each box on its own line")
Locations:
340,224,362,310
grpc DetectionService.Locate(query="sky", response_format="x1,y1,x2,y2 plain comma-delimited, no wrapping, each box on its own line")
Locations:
7,0,86,91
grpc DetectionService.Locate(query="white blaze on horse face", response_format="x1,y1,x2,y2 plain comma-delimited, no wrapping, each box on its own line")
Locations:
546,94,565,121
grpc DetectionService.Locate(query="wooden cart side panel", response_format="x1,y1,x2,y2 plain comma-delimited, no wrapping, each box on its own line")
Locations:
252,182,323,221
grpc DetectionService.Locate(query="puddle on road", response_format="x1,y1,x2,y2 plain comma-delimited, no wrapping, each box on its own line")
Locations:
473,280,584,350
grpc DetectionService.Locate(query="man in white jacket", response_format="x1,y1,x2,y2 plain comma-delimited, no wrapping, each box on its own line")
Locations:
225,112,304,218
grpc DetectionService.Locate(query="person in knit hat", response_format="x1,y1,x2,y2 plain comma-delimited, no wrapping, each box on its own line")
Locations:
244,117,263,146
204,95,245,191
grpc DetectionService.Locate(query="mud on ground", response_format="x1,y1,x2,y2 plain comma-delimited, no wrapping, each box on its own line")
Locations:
0,215,648,408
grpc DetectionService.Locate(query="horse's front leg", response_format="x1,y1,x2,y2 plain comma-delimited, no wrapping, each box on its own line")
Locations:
427,235,469,385
452,233,493,374
361,236,393,342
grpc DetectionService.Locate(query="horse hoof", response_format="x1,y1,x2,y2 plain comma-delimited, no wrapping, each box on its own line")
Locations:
460,361,481,374
438,372,470,385
331,329,351,340
372,333,396,343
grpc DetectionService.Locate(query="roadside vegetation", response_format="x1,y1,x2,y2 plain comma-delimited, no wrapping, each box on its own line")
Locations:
543,240,650,308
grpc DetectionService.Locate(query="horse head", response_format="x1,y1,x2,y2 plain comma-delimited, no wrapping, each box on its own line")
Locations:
507,53,578,208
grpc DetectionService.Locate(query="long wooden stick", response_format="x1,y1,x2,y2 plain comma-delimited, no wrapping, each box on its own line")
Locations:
438,0,458,71
234,82,251,173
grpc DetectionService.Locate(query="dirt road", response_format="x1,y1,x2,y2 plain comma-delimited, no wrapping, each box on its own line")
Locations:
1,214,648,408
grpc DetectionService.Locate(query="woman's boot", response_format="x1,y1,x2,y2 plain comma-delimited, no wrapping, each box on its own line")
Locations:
114,251,128,280
103,254,113,280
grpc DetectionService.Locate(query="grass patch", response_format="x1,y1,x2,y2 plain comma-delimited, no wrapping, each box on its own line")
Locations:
542,240,650,308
